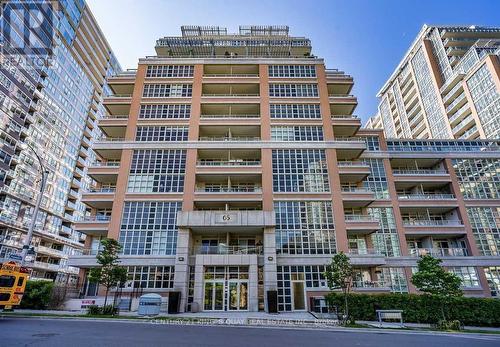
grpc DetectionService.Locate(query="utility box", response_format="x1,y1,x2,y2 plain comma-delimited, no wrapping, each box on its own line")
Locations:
137,294,162,316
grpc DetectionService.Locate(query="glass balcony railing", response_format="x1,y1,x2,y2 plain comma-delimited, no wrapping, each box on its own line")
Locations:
195,186,262,193
198,136,260,141
79,215,111,222
408,248,468,257
344,215,376,222
392,169,448,175
197,159,261,166
194,245,263,255
398,193,455,200
348,248,382,256
353,280,390,288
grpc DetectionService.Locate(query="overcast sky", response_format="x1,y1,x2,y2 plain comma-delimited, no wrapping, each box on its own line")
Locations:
87,0,500,123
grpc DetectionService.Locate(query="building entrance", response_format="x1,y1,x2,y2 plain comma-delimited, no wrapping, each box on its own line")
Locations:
203,266,249,311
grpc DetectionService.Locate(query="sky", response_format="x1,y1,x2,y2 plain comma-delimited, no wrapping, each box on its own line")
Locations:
86,0,500,123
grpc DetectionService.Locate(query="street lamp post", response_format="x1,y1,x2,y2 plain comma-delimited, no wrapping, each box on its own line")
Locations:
20,143,49,266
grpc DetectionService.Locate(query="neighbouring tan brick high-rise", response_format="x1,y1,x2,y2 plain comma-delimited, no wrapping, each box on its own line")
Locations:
367,25,500,140
70,26,500,313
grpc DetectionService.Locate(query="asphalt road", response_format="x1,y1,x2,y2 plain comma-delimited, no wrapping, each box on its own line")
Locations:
1,317,500,347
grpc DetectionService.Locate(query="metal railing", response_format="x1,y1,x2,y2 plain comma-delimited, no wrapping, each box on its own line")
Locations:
106,94,132,98
194,245,263,255
329,94,355,98
200,114,260,118
331,115,359,119
341,187,372,193
87,187,116,193
408,248,468,257
90,161,121,167
337,161,367,167
197,159,261,166
195,186,262,193
398,194,455,200
403,219,463,226
78,215,111,222
198,136,260,141
203,74,259,77
202,93,259,97
345,215,377,222
98,137,126,142
353,280,390,288
392,169,448,175
348,248,382,256
103,114,129,119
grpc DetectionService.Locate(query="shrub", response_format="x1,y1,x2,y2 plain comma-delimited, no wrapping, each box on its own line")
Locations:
20,280,54,309
436,320,462,331
326,292,500,327
86,304,118,316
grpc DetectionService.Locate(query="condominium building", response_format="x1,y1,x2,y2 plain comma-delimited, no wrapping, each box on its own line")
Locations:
0,0,120,284
366,25,500,140
69,25,500,313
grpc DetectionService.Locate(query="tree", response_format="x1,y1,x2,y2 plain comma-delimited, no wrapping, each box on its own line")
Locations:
88,238,128,307
324,252,354,322
411,254,463,321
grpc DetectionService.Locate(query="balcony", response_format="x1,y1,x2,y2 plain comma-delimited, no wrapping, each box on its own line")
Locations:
98,115,128,138
87,161,120,184
203,64,259,82
352,280,391,292
397,194,457,209
73,215,111,237
392,169,451,184
37,246,66,259
341,187,375,208
198,125,260,142
331,115,361,136
329,95,357,116
194,175,262,202
177,210,275,231
193,245,263,255
408,247,468,257
81,188,116,209
202,83,259,99
326,75,354,95
403,220,466,237
103,94,132,116
344,215,380,235
334,137,367,160
347,249,386,266
196,149,261,175
338,161,371,183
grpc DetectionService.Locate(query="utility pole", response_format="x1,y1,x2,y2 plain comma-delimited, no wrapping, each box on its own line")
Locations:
20,143,48,266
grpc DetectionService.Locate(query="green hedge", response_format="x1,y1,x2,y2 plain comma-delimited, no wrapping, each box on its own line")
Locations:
19,280,54,309
326,293,500,327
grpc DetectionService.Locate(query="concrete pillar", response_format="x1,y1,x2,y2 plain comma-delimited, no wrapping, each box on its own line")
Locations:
263,227,277,312
173,228,192,312
249,261,259,312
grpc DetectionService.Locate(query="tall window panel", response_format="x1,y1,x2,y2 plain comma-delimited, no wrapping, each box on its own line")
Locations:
119,201,181,255
448,266,480,288
268,65,316,78
362,159,389,199
367,207,401,257
467,207,500,256
146,65,194,78
270,104,321,119
485,267,500,297
276,265,327,311
269,84,318,97
452,158,499,199
143,84,192,98
272,149,329,192
271,126,323,141
127,266,175,288
274,201,336,255
139,104,191,119
135,126,189,142
128,150,186,193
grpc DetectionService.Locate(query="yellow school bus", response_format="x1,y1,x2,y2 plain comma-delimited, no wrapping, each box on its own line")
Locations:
0,261,29,310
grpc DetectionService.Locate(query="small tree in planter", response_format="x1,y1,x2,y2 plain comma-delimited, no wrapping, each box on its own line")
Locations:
88,238,128,310
324,252,354,324
411,254,463,327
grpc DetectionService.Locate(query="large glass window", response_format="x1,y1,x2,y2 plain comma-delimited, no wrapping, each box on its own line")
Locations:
127,150,186,193
269,84,318,97
268,65,316,78
271,126,323,141
274,201,336,255
367,207,401,257
143,84,192,97
363,159,389,199
272,149,329,192
127,266,174,288
277,265,326,311
139,104,191,119
467,207,500,256
146,65,194,78
270,104,321,119
135,126,188,142
448,266,480,288
453,159,499,199
485,267,500,297
119,201,181,255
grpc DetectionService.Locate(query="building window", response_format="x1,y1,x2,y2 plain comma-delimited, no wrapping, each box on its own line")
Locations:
272,149,329,192
367,207,401,257
277,265,327,311
128,150,186,193
484,267,500,297
274,201,336,255
119,201,181,255
271,126,323,141
269,84,318,97
448,266,480,288
146,65,194,78
453,159,499,199
467,207,500,256
127,266,174,289
143,84,192,98
139,104,191,119
363,159,389,199
135,126,189,142
364,136,381,151
268,65,316,78
270,104,321,119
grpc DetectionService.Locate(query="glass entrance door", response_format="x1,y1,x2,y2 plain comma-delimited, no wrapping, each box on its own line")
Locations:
228,281,248,311
204,281,224,311
292,281,306,311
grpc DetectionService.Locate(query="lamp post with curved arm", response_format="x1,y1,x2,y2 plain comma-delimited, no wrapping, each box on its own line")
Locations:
20,143,49,266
